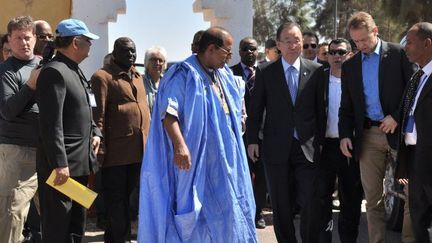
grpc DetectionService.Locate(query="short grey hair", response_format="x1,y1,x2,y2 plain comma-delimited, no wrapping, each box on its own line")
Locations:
144,46,167,69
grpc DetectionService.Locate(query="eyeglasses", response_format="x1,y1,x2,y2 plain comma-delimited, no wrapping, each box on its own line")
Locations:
328,49,348,56
217,45,233,56
37,34,54,40
241,46,257,52
75,36,92,46
149,57,165,64
303,43,317,49
278,39,300,46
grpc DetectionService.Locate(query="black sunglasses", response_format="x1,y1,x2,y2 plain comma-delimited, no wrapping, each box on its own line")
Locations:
303,43,317,49
328,49,348,56
241,46,257,52
37,34,54,40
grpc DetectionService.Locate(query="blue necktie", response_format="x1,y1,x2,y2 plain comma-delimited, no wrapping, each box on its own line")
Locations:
286,66,298,104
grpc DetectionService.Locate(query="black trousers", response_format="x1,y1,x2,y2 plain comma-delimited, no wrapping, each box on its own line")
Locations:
408,145,432,243
264,139,318,243
23,199,42,242
311,138,363,243
247,139,267,216
102,163,141,243
38,174,88,243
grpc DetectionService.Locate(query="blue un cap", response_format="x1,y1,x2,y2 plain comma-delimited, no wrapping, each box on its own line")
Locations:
56,19,99,40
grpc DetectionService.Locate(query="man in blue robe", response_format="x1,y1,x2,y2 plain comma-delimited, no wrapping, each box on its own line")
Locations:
138,27,257,242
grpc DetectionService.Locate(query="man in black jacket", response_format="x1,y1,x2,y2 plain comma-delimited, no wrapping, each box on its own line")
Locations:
339,11,415,243
313,38,364,243
396,22,432,243
230,37,268,229
248,22,322,243
36,19,102,243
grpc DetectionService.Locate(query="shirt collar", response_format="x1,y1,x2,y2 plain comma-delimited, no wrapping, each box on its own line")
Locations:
362,38,381,60
56,51,79,69
329,74,341,83
281,56,301,73
240,62,256,71
107,59,140,78
421,59,432,78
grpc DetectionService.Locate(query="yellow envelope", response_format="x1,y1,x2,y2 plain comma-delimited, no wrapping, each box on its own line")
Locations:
46,170,98,209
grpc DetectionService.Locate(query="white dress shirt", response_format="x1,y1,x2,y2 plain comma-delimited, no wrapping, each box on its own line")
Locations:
405,60,432,145
325,74,342,138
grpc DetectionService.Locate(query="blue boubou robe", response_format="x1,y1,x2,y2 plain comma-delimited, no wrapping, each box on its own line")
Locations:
138,55,257,242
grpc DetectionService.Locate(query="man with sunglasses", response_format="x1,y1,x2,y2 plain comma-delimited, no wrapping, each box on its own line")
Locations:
339,11,415,243
138,27,256,242
230,37,267,229
36,18,102,242
302,31,319,62
311,38,364,242
33,20,53,57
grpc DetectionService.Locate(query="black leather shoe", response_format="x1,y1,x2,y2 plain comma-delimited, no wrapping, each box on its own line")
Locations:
255,214,266,229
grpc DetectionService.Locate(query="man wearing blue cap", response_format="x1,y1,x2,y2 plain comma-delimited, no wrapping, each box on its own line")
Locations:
36,18,102,243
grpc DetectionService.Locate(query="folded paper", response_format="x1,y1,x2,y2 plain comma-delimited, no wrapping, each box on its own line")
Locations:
46,170,98,209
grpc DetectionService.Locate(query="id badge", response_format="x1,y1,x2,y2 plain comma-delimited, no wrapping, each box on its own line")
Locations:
88,93,97,107
404,115,415,133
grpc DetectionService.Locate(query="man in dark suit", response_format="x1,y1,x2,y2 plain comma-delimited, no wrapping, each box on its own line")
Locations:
247,22,322,242
339,11,415,243
396,22,432,243
313,38,364,243
230,37,267,229
36,19,102,243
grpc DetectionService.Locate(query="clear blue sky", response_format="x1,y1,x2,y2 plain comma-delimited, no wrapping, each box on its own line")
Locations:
108,0,210,64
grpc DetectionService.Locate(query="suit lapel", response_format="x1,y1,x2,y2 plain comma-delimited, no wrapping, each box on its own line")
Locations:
378,41,390,96
273,59,293,106
296,58,312,103
323,68,330,115
235,63,246,80
351,54,365,106
416,75,432,110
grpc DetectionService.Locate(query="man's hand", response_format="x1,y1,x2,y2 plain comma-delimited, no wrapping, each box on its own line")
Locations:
241,119,246,133
379,115,398,134
174,143,192,170
54,166,70,186
92,136,101,155
398,178,409,185
248,144,260,162
26,68,41,90
340,138,353,158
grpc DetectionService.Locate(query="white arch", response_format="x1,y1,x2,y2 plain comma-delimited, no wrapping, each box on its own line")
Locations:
71,0,253,77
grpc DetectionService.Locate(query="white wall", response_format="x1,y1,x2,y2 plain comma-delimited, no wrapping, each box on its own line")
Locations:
71,0,126,78
193,0,253,66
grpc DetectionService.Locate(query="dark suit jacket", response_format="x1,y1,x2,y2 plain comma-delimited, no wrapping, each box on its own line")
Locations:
339,41,414,160
36,52,102,177
396,73,432,183
247,57,322,163
317,66,332,141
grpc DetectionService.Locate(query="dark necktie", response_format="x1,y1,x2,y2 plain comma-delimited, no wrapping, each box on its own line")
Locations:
401,69,425,130
246,66,255,91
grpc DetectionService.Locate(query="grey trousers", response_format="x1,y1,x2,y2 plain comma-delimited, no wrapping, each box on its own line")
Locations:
0,144,37,243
